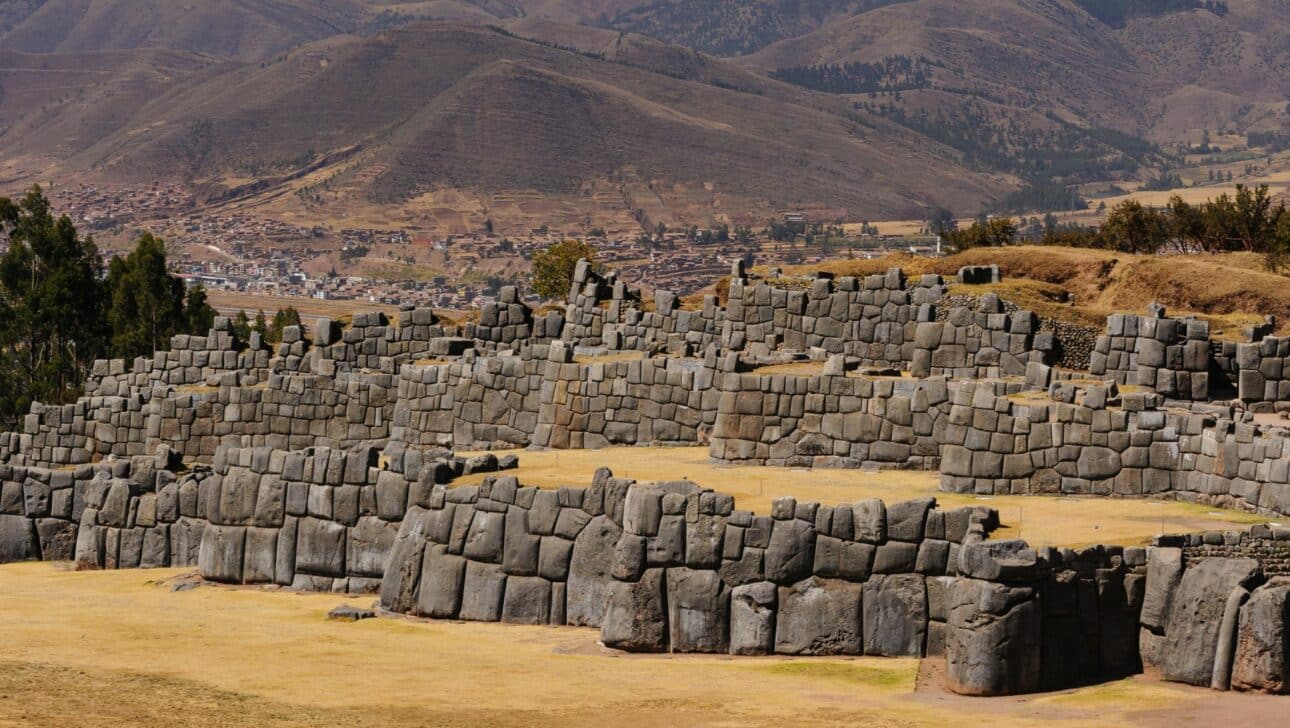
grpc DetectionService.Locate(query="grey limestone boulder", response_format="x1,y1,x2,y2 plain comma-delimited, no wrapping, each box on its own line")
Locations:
415,544,465,618
601,568,669,652
1076,447,1121,480
863,574,928,657
945,578,1041,696
775,576,863,655
379,509,428,613
765,519,815,584
566,515,623,627
1161,557,1262,686
296,517,346,577
730,581,776,655
886,498,933,542
1139,547,1183,634
458,561,507,622
198,524,246,583
1232,580,1290,694
0,514,38,563
852,499,886,544
501,575,552,625
957,539,1038,582
666,568,729,653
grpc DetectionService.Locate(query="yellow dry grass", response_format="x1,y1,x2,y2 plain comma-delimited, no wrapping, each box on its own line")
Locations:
771,246,1290,338
456,447,1269,548
207,291,400,320
573,351,646,363
2,562,1283,728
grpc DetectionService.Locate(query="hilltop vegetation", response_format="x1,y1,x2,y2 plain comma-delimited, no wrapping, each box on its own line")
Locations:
778,245,1290,336
0,1,1284,227
0,187,213,427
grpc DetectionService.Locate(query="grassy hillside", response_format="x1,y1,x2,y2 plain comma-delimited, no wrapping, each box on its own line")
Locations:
740,0,1289,145
0,0,366,60
767,246,1287,336
18,22,1001,221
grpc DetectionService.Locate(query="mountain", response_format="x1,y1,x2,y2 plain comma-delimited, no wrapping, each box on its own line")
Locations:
0,0,366,61
1,22,1001,226
739,0,1289,142
0,0,1285,230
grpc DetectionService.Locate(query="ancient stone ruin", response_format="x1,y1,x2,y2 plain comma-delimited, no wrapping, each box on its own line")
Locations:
2,259,1288,697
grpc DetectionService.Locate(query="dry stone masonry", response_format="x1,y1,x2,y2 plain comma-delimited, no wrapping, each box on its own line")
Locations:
3,258,1290,697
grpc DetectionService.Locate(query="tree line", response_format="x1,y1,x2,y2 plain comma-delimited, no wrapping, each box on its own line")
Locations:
0,186,216,428
1073,0,1226,27
771,56,933,95
945,184,1290,270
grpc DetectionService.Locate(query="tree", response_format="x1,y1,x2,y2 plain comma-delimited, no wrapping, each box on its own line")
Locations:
252,310,269,340
269,307,303,343
107,233,189,357
1098,200,1169,253
927,207,956,236
946,217,1016,250
0,186,107,426
232,310,252,342
1267,210,1290,273
531,239,597,300
185,284,215,334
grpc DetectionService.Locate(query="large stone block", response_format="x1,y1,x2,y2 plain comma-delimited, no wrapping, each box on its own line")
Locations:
295,517,346,577
380,509,429,613
501,575,552,625
1076,447,1121,480
730,581,777,656
462,510,505,563
566,515,623,627
347,516,397,578
601,568,668,652
243,527,278,584
863,574,928,657
886,498,933,542
666,568,729,653
765,519,815,584
945,578,1041,696
1162,558,1262,686
852,499,886,544
1232,581,1290,694
775,577,863,655
198,524,246,583
0,514,39,563
415,544,465,618
459,561,507,622
1140,547,1183,632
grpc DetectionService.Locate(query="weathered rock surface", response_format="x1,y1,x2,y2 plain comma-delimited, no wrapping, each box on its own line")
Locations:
1161,558,1262,687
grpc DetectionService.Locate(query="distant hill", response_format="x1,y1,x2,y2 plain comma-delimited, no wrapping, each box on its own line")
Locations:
740,0,1288,142
0,0,366,60
0,0,1285,228
1,23,1001,223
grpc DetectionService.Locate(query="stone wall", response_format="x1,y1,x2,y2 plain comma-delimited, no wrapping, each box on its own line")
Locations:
378,466,632,627
939,380,1290,517
911,294,1048,379
0,461,88,562
72,443,515,592
1090,310,1213,400
391,348,548,449
372,469,1196,696
1228,336,1290,408
708,369,949,468
533,345,720,449
601,488,990,660
1140,526,1290,692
